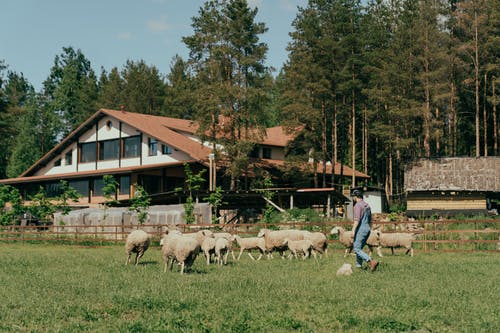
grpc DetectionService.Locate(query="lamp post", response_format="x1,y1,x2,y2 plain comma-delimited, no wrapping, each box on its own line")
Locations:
208,153,215,191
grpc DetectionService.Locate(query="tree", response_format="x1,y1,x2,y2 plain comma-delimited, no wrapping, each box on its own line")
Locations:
101,175,119,221
129,184,151,225
43,46,98,136
162,55,197,119
57,180,80,216
183,0,271,190
121,60,165,114
0,184,23,225
97,67,124,110
183,163,206,224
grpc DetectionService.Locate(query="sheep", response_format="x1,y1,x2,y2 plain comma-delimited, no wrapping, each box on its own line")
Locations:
201,237,217,265
125,229,151,265
183,229,214,246
213,232,236,260
377,232,415,257
336,263,353,276
301,231,328,258
283,238,314,259
330,226,381,257
234,236,267,261
161,230,201,274
214,236,232,265
257,228,305,259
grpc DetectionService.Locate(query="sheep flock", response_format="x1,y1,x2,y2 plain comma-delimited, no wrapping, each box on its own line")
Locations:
124,225,417,274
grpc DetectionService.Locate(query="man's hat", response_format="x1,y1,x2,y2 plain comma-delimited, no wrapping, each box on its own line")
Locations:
351,189,363,198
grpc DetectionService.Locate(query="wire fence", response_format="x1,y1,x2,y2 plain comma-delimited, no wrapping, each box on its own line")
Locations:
0,219,499,253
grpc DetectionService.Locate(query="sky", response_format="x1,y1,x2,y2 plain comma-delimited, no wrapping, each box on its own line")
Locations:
1,0,307,92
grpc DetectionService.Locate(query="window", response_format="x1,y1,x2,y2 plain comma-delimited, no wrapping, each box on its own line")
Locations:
92,178,104,197
262,147,272,159
65,152,72,165
99,139,120,160
80,142,97,163
122,136,141,158
162,144,172,155
148,138,158,156
119,175,130,195
249,146,259,158
54,158,61,167
69,179,89,197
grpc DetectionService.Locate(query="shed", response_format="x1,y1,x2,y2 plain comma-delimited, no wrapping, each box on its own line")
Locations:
404,157,500,217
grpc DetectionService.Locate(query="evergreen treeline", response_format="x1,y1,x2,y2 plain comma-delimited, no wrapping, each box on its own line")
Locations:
0,0,498,200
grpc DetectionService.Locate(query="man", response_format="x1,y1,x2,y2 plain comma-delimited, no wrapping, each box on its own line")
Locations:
351,189,379,272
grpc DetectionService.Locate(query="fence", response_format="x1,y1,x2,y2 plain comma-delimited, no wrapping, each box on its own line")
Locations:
0,219,499,253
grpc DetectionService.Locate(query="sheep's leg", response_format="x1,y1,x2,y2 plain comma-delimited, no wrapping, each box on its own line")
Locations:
223,251,229,265
237,248,244,260
135,251,144,265
376,246,383,257
391,247,395,255
205,252,210,265
311,249,317,259
126,253,131,265
180,262,185,274
230,250,236,260
247,252,256,260
255,252,263,261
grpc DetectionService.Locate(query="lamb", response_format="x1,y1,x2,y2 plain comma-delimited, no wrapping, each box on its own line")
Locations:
336,263,353,276
257,228,305,259
234,235,267,261
125,229,151,265
283,238,314,259
330,226,381,257
214,236,232,265
161,230,201,274
377,232,415,257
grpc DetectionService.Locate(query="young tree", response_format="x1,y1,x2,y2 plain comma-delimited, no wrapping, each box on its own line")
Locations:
129,184,151,225
183,163,206,224
0,184,23,225
57,180,80,215
101,175,119,221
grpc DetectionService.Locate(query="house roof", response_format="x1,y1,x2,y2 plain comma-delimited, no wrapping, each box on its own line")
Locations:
405,157,500,192
261,159,370,178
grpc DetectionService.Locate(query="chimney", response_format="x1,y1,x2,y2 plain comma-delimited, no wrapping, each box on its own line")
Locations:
120,105,125,112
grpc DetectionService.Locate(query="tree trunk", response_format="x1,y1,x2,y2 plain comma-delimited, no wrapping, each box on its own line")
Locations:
331,101,338,188
423,29,431,158
321,100,327,188
484,73,488,156
475,11,480,157
493,77,498,155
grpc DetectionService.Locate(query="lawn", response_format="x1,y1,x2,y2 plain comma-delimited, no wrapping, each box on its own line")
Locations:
0,243,498,332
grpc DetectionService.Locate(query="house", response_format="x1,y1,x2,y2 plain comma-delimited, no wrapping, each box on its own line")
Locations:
0,108,369,208
404,157,500,217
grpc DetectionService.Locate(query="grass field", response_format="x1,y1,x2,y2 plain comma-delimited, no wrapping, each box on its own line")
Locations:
0,243,498,332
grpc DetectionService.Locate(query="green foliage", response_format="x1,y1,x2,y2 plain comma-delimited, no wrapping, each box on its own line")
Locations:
204,186,225,223
253,173,275,223
128,184,151,225
0,245,498,332
57,180,80,215
183,164,206,224
0,185,23,225
27,186,56,221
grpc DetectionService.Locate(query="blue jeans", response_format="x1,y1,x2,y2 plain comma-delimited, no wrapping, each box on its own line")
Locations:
353,225,371,267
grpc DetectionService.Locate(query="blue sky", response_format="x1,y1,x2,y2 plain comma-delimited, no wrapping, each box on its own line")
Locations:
1,0,307,91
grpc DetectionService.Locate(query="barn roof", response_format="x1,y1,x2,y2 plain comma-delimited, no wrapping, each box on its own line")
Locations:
404,157,500,192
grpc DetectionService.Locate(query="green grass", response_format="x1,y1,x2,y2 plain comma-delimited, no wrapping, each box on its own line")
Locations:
0,244,498,332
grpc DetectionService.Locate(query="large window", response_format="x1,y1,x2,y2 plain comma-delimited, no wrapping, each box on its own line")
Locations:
80,142,97,163
123,136,141,158
119,175,130,195
148,138,158,156
262,147,272,159
162,144,172,155
99,139,120,160
92,178,105,197
69,179,89,197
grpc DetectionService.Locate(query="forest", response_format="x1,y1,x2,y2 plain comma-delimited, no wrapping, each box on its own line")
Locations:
0,0,498,201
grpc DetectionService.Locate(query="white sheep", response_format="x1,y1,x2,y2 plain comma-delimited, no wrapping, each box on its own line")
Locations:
330,226,381,257
234,235,267,261
336,263,353,276
213,232,236,260
257,228,305,259
283,238,314,259
302,231,328,258
378,232,415,256
201,237,216,265
161,230,201,274
183,229,214,246
214,236,232,265
125,229,151,265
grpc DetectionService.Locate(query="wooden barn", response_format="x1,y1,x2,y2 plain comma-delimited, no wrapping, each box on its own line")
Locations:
404,157,500,217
